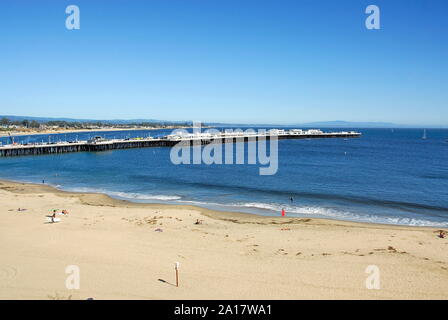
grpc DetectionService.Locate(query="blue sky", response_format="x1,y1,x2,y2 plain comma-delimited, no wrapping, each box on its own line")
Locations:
0,0,447,125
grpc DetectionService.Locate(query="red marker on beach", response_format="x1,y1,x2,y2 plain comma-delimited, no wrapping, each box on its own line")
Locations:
281,209,286,217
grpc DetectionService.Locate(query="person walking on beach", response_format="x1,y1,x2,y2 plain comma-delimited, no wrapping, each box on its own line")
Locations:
50,210,56,223
281,208,286,217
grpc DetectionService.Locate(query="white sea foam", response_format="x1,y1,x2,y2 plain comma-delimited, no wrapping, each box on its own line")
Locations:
65,187,182,201
108,191,182,201
59,186,448,227
235,201,448,227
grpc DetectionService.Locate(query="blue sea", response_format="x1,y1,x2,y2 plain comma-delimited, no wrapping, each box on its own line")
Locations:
1,128,447,227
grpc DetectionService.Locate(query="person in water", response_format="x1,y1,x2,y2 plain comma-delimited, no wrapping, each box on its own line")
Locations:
290,197,294,203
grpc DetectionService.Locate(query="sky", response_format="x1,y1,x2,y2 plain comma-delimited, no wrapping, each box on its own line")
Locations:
0,0,447,125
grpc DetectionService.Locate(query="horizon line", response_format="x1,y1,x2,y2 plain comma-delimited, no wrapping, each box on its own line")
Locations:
1,114,447,128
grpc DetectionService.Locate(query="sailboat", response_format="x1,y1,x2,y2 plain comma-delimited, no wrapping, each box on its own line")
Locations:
422,129,427,140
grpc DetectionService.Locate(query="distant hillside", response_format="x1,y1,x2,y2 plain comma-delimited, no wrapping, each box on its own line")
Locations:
298,121,399,128
0,115,190,125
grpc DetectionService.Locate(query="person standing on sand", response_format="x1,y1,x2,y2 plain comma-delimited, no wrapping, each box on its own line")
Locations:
51,211,56,223
281,208,286,217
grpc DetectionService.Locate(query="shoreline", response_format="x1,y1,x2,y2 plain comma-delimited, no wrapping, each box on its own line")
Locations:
1,178,447,299
1,178,442,230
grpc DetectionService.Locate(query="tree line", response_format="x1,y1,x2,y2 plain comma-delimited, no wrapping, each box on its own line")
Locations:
0,117,192,129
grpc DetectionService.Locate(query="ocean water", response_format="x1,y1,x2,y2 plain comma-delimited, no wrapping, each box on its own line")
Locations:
1,128,447,227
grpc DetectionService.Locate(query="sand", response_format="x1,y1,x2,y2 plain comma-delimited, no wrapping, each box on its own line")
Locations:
0,179,447,300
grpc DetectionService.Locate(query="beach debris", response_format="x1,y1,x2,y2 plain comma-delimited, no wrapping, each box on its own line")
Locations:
194,219,203,225
175,262,180,287
154,228,163,232
387,246,398,253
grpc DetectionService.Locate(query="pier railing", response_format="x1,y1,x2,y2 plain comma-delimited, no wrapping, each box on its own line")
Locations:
0,130,361,157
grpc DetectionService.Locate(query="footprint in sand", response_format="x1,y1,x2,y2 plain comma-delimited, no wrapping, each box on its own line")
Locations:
0,266,18,281
244,244,260,255
276,249,288,255
244,248,259,256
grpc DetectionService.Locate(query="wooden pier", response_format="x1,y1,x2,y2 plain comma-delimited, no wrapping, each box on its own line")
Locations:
0,130,361,157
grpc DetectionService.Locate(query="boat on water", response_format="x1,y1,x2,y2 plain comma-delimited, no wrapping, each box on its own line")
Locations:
422,129,427,140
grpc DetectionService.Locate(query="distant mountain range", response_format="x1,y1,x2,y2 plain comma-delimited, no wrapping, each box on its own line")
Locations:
207,120,446,129
1,115,445,128
294,121,406,128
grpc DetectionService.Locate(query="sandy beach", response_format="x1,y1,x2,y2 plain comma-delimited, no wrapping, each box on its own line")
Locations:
0,179,447,300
